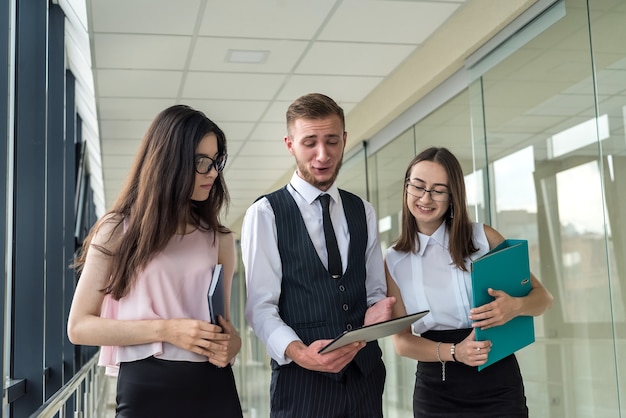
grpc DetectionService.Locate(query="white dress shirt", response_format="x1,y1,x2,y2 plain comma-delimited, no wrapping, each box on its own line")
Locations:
385,221,490,334
242,172,387,365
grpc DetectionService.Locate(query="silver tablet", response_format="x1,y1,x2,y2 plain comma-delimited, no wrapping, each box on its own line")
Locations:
318,310,430,354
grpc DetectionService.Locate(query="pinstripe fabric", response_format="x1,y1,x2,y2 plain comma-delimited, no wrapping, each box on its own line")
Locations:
264,187,385,418
270,361,385,418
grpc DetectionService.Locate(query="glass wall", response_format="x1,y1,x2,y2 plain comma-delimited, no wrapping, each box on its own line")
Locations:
360,0,625,416
471,0,624,415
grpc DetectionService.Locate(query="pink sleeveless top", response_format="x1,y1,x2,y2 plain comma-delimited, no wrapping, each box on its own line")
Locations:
98,229,219,376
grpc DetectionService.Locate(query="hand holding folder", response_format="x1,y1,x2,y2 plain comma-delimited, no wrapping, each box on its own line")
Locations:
471,239,534,370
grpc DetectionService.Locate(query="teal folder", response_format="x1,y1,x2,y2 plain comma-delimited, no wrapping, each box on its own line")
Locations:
471,239,534,370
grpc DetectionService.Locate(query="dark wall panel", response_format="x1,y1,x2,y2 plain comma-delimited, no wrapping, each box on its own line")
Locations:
12,0,47,415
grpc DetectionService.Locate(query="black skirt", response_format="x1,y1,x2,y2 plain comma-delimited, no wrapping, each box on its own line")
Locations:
414,329,528,418
116,356,243,418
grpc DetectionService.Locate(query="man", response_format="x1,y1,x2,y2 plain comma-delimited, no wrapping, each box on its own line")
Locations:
242,93,395,418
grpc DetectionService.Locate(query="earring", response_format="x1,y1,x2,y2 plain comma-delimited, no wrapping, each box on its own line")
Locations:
449,205,454,219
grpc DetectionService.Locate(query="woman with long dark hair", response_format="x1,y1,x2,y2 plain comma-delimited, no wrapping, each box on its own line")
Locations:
68,105,243,417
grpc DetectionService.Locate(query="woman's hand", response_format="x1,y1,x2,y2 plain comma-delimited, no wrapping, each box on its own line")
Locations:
162,318,230,360
469,288,521,330
210,316,242,367
453,329,491,367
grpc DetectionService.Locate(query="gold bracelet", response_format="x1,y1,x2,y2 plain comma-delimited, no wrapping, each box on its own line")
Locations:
436,341,446,381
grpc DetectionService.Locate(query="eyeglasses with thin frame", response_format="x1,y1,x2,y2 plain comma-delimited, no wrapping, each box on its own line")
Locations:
195,154,227,174
406,183,450,202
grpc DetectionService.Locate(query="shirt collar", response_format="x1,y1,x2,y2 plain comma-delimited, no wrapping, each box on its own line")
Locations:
289,171,339,205
416,221,449,255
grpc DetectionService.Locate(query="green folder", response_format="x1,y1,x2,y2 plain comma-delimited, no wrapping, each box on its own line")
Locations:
471,239,534,370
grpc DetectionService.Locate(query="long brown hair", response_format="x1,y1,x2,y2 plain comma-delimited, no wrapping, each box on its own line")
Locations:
393,147,477,271
73,105,231,298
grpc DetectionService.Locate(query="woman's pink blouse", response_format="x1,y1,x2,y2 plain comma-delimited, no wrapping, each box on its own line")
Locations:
98,229,218,376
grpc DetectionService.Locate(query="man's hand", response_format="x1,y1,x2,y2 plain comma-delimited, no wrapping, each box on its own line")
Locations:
364,296,396,326
285,340,365,373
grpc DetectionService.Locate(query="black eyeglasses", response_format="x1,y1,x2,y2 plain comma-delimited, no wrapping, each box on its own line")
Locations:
406,183,450,202
195,154,227,174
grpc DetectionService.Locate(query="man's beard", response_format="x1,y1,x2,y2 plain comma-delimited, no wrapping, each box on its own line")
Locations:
296,157,343,190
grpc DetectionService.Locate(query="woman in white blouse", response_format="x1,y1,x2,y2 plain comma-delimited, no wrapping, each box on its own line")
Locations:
384,147,553,418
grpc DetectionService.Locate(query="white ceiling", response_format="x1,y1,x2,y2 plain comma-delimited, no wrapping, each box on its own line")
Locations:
86,0,468,232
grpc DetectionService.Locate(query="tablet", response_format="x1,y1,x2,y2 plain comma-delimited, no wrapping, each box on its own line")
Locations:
318,310,430,354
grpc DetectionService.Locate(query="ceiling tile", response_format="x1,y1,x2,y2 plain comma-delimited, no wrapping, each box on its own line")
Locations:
182,99,270,122
249,122,285,141
296,42,416,76
101,140,142,160
236,139,287,157
222,168,289,181
97,98,176,120
225,140,246,156
198,0,337,39
94,34,191,70
182,72,287,100
90,0,202,35
277,74,384,102
99,120,151,140
319,0,463,43
261,101,292,123
228,155,295,170
103,168,130,184
216,121,256,141
101,154,136,170
96,69,183,97
190,37,308,73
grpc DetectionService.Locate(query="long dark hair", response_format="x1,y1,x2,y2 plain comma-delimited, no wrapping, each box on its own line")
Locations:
73,104,230,298
393,147,477,271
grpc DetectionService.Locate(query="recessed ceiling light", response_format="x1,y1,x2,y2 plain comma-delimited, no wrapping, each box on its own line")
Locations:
226,49,269,64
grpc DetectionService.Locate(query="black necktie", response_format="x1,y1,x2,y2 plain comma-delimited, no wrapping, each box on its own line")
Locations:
319,194,342,279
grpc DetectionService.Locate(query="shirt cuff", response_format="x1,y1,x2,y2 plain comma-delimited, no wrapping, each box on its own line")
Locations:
266,326,302,366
